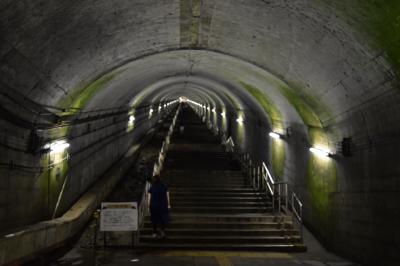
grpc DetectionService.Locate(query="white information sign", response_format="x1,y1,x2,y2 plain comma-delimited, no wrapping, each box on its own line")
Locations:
100,202,138,232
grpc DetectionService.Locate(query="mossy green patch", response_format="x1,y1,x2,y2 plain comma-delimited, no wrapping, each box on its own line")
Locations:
44,70,122,218
276,82,336,241
55,70,122,138
307,151,337,241
279,84,321,129
240,82,285,179
241,82,283,129
314,0,400,79
271,139,285,179
68,72,119,111
39,150,70,218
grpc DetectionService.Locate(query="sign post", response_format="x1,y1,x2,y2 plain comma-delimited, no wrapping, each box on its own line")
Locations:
100,202,138,247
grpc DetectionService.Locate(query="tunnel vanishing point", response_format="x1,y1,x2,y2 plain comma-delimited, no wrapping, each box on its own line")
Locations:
1,1,400,265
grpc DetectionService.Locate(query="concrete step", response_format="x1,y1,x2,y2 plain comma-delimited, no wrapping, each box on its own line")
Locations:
171,201,271,208
165,164,241,171
140,235,302,245
165,173,245,179
171,206,273,213
143,223,293,230
142,224,295,231
171,196,265,202
164,173,245,179
168,179,246,183
146,214,292,223
169,188,258,193
168,144,224,152
168,183,247,188
137,243,307,252
140,227,299,235
170,190,266,197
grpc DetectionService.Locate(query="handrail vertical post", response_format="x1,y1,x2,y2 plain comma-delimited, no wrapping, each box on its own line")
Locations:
291,192,294,213
272,184,275,212
278,184,281,214
285,184,288,212
300,203,303,242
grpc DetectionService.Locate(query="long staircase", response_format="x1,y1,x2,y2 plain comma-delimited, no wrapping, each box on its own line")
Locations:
139,106,306,251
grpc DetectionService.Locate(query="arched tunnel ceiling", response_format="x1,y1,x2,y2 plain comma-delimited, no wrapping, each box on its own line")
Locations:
1,0,399,136
82,50,304,128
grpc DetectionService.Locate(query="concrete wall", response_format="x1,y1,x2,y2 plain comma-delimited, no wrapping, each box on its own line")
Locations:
0,139,142,265
0,102,164,232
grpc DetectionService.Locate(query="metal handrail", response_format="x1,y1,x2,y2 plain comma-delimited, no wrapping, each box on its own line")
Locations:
262,162,275,196
137,105,181,238
225,137,235,152
186,111,304,241
221,137,303,241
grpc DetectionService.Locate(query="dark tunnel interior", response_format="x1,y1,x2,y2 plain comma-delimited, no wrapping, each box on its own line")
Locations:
1,1,400,265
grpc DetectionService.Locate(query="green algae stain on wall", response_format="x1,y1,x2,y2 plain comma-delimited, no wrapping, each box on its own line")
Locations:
241,82,285,179
241,82,283,129
314,0,400,78
278,83,337,241
67,72,121,111
41,70,123,218
56,70,123,137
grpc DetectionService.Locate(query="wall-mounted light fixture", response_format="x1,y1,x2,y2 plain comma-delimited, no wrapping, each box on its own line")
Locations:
309,147,331,157
236,117,244,124
221,112,226,116
269,132,282,139
44,140,70,153
212,108,216,113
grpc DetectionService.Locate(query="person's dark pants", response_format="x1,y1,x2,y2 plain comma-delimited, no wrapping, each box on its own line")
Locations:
150,207,169,234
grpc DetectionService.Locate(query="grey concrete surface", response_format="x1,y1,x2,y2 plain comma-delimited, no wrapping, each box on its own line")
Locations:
0,141,146,266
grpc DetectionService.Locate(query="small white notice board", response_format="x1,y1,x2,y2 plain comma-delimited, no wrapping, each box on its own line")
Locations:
100,202,138,232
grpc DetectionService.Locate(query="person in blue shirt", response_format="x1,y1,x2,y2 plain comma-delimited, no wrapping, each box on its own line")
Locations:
147,175,170,238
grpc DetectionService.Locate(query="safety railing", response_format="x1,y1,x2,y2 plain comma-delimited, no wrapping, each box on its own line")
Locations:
222,137,304,241
137,104,181,234
224,136,235,153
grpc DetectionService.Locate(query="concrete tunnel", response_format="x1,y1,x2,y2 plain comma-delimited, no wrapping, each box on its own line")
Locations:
0,1,399,265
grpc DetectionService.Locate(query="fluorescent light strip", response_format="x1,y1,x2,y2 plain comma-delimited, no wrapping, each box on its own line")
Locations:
309,147,331,157
269,132,281,139
236,117,244,123
44,140,70,153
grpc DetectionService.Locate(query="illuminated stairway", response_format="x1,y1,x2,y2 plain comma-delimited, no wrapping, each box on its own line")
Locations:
139,106,306,251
